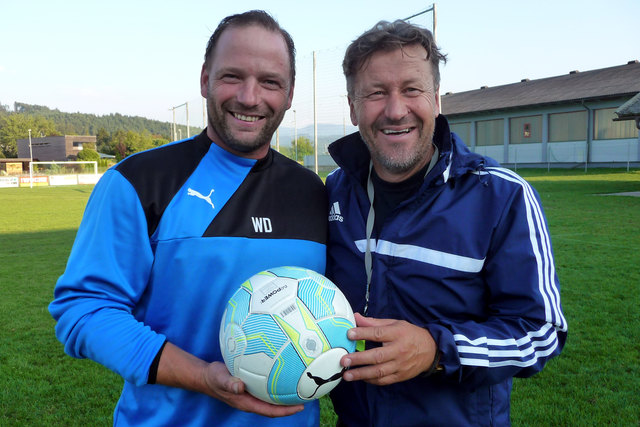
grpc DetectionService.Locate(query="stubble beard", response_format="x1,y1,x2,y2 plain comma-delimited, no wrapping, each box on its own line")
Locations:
205,96,286,154
363,120,435,175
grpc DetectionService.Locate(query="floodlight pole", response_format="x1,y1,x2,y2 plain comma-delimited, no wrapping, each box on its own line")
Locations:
28,129,33,188
169,102,189,140
169,108,176,141
186,102,190,138
433,4,437,41
404,4,439,111
203,98,207,128
341,94,348,136
313,51,318,174
404,4,436,38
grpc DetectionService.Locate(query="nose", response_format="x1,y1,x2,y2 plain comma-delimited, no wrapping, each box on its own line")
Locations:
384,92,408,121
236,79,259,107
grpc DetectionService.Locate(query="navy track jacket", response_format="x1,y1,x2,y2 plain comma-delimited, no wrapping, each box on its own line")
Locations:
326,116,567,426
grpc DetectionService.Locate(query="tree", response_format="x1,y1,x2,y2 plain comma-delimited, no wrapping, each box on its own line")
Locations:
96,128,111,153
0,102,9,118
77,147,100,161
0,114,58,158
115,141,127,161
152,135,170,147
291,136,314,160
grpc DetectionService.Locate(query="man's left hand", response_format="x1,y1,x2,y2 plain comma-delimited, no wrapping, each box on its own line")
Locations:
341,313,438,386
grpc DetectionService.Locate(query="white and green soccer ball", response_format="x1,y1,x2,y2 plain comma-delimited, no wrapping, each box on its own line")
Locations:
219,266,356,405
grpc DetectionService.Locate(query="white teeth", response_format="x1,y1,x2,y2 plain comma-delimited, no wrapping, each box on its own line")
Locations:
234,113,260,122
382,128,411,135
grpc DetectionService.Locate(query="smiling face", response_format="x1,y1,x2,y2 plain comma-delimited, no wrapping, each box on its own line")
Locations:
349,44,440,182
200,24,293,159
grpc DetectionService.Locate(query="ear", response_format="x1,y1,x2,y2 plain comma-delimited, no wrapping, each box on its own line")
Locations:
286,83,295,110
435,87,441,117
200,63,210,98
348,96,358,126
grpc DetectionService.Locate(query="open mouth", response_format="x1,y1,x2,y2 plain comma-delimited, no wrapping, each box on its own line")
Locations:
381,128,412,135
232,112,263,123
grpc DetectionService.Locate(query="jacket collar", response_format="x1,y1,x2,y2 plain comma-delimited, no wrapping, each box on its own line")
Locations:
328,115,488,186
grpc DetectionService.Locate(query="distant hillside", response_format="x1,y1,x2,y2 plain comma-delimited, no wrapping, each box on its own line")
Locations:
12,102,201,138
275,123,359,150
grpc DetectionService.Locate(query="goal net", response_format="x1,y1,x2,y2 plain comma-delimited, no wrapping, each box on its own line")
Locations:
30,161,98,176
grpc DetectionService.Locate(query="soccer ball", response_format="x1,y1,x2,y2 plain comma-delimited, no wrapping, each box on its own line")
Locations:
219,266,356,405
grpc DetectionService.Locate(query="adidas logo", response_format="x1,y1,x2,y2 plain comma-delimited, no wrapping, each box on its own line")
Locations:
328,201,344,223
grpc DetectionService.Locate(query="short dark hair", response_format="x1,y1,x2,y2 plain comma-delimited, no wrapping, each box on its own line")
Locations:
343,20,447,96
204,10,296,86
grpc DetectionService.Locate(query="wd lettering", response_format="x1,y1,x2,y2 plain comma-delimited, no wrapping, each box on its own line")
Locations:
251,217,273,233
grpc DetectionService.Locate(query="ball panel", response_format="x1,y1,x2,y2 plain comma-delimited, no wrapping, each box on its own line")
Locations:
237,352,276,379
297,347,348,401
317,317,356,352
237,353,278,404
268,343,307,405
297,277,337,320
327,285,357,322
220,322,248,376
274,299,330,364
240,278,253,292
224,287,251,327
243,313,288,358
250,276,298,314
268,265,313,280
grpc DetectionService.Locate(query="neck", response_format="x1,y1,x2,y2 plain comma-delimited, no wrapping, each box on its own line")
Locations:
373,143,435,183
206,127,270,160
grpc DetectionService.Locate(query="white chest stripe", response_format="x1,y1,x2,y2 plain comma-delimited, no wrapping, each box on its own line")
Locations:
355,239,485,273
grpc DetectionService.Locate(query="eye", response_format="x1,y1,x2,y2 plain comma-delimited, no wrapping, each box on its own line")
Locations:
263,79,282,89
405,87,423,96
366,90,385,99
220,74,240,83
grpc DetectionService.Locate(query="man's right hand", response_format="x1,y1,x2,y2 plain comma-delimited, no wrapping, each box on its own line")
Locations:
157,342,304,417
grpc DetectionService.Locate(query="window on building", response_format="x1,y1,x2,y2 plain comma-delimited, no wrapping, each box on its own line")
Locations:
450,122,471,145
594,107,637,139
476,119,504,146
510,115,542,144
549,111,587,142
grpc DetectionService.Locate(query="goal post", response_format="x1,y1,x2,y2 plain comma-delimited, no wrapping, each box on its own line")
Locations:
28,161,98,188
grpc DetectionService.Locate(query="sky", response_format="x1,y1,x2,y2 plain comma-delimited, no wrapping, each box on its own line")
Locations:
1,0,639,128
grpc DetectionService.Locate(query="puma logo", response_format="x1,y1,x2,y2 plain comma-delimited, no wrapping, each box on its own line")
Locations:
188,188,215,210
302,368,346,399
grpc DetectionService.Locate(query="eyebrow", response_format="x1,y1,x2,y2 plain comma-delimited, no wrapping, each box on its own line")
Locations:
215,66,288,83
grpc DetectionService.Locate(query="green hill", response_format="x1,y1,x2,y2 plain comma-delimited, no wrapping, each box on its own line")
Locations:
11,102,201,138
0,102,202,159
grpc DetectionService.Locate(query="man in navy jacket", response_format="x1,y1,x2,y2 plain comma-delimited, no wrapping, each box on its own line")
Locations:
326,20,567,426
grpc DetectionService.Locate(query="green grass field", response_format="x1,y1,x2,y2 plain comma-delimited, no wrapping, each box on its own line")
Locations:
1,169,639,426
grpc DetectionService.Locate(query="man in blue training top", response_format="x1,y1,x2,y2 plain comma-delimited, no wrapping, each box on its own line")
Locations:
326,20,567,426
50,10,326,426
